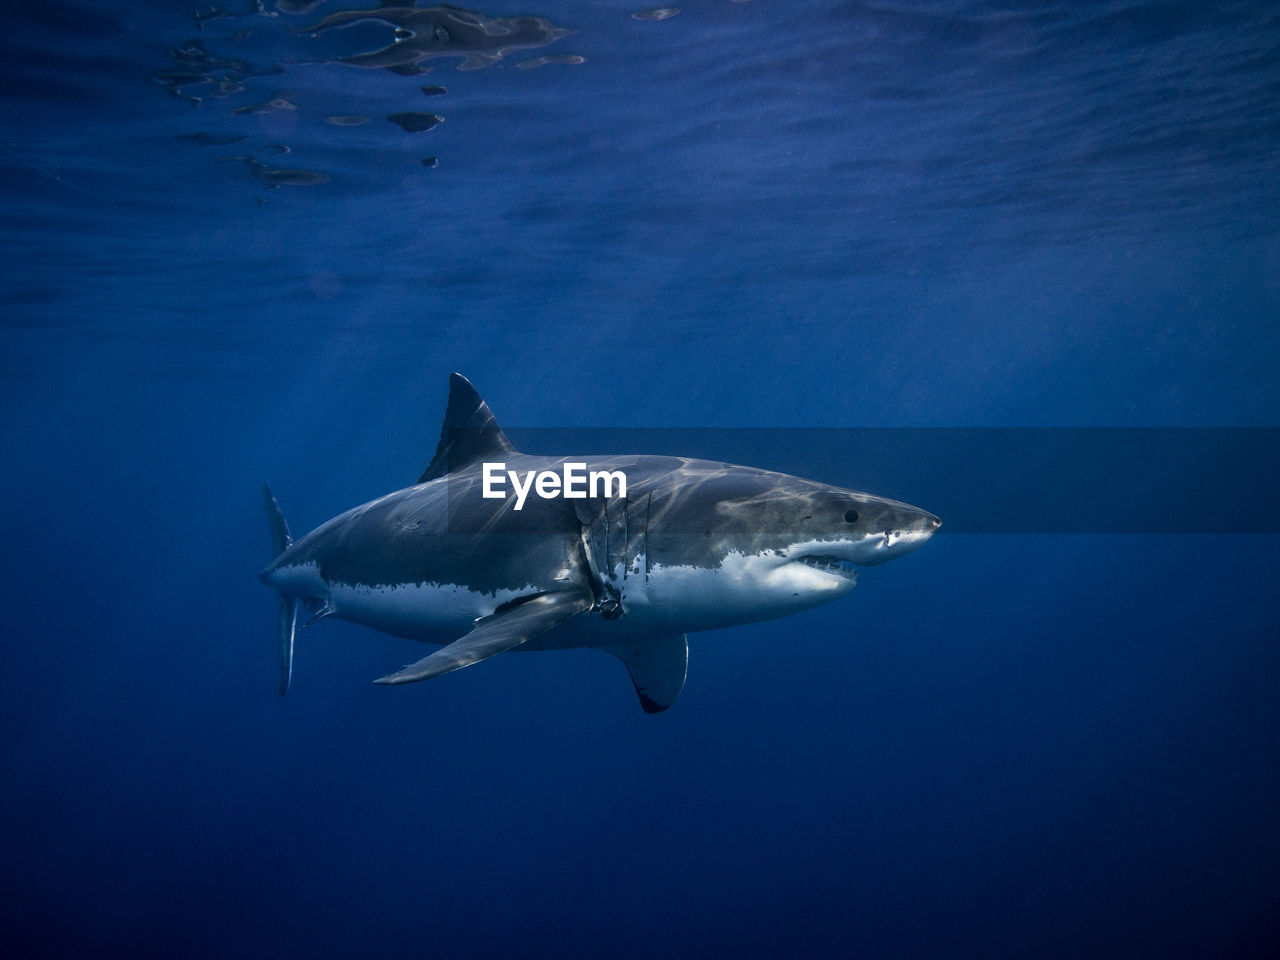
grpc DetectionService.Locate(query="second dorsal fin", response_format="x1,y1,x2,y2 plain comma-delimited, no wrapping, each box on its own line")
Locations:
418,373,517,483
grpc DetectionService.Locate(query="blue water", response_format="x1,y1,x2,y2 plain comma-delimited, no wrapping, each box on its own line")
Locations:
3,1,1279,956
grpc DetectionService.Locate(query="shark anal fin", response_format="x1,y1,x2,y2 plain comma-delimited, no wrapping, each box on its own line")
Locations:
301,600,335,628
604,635,688,714
418,373,517,484
374,588,592,686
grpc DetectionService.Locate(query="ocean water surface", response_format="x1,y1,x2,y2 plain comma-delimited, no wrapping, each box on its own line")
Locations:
3,1,1279,956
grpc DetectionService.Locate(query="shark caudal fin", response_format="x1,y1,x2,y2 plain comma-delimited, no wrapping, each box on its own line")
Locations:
418,373,517,483
262,483,298,696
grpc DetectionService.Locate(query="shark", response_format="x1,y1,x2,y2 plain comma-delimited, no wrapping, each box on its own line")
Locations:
260,374,940,713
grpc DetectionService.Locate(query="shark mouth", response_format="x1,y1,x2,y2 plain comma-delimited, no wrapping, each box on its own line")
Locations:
794,555,860,581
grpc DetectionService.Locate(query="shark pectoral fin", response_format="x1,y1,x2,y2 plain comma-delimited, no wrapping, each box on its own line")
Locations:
373,588,593,686
604,635,688,714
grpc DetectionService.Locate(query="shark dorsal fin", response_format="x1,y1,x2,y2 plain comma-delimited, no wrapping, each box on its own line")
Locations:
418,373,517,483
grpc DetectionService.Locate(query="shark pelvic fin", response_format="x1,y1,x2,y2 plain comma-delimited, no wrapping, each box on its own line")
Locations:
603,634,688,714
373,587,593,686
418,373,517,484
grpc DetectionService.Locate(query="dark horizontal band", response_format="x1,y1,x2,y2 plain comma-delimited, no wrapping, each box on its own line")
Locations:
470,427,1279,535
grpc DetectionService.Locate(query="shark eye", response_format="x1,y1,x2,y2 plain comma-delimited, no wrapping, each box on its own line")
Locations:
844,509,859,523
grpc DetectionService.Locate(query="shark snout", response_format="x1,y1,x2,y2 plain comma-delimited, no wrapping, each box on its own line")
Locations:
856,508,940,565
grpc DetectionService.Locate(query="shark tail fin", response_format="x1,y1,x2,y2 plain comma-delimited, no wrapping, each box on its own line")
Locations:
263,483,298,696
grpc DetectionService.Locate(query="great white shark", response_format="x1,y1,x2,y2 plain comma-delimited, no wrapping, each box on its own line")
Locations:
260,374,940,713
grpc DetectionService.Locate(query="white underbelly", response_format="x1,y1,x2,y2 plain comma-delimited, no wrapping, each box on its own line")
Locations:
614,551,856,633
328,579,537,641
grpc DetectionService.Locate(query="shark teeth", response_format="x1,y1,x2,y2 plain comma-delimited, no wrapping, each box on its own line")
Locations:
794,555,859,581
